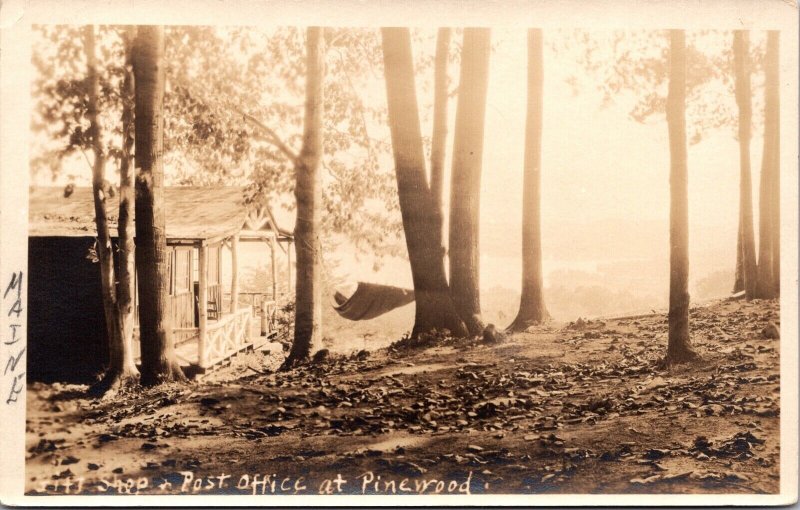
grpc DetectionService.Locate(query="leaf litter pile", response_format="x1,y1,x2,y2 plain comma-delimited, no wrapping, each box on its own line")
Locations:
25,298,780,495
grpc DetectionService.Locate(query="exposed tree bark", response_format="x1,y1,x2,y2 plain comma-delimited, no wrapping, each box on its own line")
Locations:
449,28,491,336
84,25,123,392
665,30,697,364
755,31,780,300
732,30,758,300
283,27,324,369
132,26,185,385
111,26,139,387
381,27,467,338
733,226,744,293
430,27,451,236
768,31,780,295
509,28,549,332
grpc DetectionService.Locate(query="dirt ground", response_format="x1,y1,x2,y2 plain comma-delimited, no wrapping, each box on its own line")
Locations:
25,297,780,496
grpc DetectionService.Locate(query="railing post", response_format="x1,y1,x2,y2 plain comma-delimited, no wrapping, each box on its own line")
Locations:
233,309,239,348
270,235,277,301
230,234,239,313
261,299,268,336
198,244,208,368
287,240,292,297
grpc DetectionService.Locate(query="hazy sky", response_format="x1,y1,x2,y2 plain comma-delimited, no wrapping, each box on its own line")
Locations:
480,29,752,232
34,27,767,303
348,28,758,292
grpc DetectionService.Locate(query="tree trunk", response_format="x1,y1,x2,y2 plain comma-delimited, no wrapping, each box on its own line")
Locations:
733,224,744,293
665,30,696,364
381,27,467,338
449,28,491,336
755,31,779,300
132,26,185,385
84,25,115,343
733,30,758,300
509,28,548,332
84,25,136,394
283,27,324,368
429,28,450,237
768,31,780,295
110,25,139,387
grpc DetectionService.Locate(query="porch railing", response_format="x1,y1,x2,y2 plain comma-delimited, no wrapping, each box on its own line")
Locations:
132,326,199,362
199,307,252,368
227,291,285,337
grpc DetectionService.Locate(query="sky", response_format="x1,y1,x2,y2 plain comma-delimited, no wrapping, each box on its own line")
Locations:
334,28,758,299
32,27,769,317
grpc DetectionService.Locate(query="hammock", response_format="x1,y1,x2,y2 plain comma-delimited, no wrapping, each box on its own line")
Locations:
332,282,415,321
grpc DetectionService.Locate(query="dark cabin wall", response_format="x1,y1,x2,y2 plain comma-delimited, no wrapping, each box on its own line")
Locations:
28,237,108,383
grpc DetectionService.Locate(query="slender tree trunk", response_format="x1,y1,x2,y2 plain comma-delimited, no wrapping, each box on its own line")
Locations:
733,225,744,293
84,25,134,394
755,31,780,299
284,27,324,368
665,30,696,363
768,31,780,294
108,26,139,388
509,28,548,332
381,27,467,338
733,30,758,300
133,26,185,385
449,28,491,336
430,27,451,236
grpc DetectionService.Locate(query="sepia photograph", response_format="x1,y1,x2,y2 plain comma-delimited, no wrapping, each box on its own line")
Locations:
0,0,797,505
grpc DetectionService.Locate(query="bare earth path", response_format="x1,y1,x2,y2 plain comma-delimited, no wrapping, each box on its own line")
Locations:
25,298,780,496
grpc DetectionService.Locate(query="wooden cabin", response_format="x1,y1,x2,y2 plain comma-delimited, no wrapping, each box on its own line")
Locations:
27,186,293,381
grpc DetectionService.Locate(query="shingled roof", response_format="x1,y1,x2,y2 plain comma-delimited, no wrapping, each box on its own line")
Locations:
28,186,291,241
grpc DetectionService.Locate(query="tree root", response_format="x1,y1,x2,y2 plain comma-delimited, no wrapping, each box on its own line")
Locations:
661,347,701,367
140,360,187,387
88,369,140,398
280,348,330,371
279,354,308,371
505,316,547,333
506,306,550,333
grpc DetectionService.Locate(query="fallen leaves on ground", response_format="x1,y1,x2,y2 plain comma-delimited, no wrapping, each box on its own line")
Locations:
25,298,780,495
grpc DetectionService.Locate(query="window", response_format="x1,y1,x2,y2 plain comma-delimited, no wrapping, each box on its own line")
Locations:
174,248,192,294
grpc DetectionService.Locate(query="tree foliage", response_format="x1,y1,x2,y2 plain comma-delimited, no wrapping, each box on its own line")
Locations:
31,26,405,261
556,29,768,144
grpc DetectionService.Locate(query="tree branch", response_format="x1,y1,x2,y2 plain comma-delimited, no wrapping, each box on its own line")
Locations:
171,77,301,166
322,160,345,183
335,48,378,164
235,108,300,165
79,148,94,173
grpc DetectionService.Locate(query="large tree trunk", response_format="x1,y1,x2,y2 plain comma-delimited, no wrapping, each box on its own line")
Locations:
381,27,467,338
733,30,758,300
284,27,324,369
132,26,185,385
665,30,696,364
84,25,134,394
755,31,780,300
509,28,548,332
449,28,491,336
429,27,451,236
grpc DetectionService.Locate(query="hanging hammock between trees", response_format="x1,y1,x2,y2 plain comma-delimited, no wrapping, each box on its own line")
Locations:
332,282,415,321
